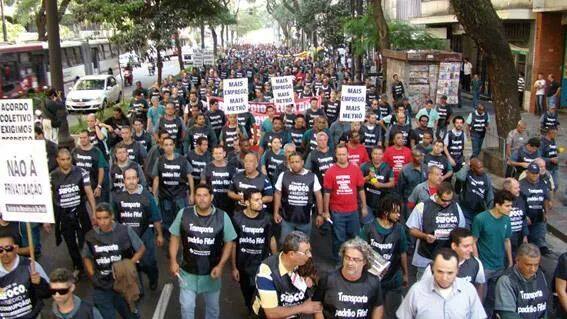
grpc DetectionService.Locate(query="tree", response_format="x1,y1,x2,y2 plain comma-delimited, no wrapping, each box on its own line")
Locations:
369,0,389,52
450,0,520,138
7,0,72,41
73,0,223,83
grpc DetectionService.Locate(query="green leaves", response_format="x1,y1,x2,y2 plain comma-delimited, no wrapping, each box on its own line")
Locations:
344,12,445,53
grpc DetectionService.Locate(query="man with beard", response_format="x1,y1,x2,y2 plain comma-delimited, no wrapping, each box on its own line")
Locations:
232,189,277,315
359,196,407,318
346,130,370,166
361,147,395,219
383,132,412,184
386,112,411,147
407,182,466,279
444,116,467,174
313,238,385,319
186,114,217,153
411,115,434,148
274,152,325,241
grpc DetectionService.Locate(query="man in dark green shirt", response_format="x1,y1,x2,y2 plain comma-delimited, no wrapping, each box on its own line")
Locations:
472,190,514,318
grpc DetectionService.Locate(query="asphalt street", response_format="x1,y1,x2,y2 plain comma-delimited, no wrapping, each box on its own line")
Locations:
66,59,181,128
36,217,565,318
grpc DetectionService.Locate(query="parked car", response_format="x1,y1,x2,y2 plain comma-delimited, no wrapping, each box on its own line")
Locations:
65,75,122,111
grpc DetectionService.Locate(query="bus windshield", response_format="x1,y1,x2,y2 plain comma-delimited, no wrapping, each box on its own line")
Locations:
76,79,105,90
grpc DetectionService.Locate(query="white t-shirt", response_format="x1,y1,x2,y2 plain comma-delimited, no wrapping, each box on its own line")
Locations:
463,62,472,75
535,79,546,95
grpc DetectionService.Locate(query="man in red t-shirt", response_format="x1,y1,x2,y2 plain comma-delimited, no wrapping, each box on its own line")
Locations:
346,130,370,166
384,131,413,183
323,144,368,261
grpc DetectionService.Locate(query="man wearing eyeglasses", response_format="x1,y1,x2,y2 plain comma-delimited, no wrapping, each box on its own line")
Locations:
50,267,103,318
313,238,384,319
253,231,322,318
406,182,466,280
0,233,51,318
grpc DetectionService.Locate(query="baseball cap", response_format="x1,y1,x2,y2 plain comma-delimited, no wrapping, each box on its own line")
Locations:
527,162,540,174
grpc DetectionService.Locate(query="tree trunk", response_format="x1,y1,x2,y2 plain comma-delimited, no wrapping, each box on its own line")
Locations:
370,0,390,51
200,23,205,49
156,50,163,85
174,31,184,71
36,0,47,41
220,24,225,48
210,25,218,57
450,0,520,138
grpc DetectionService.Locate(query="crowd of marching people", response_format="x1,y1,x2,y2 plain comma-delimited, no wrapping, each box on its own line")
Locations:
1,44,565,319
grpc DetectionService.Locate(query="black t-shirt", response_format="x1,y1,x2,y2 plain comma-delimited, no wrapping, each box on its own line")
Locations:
313,270,383,319
547,80,560,97
50,166,90,209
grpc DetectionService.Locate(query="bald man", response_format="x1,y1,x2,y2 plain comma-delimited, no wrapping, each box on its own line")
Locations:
459,158,494,227
505,121,528,177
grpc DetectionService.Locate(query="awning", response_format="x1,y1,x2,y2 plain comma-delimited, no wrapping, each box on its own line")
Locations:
410,9,535,25
510,43,529,55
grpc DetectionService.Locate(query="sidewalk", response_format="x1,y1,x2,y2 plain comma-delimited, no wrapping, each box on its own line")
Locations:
459,93,567,242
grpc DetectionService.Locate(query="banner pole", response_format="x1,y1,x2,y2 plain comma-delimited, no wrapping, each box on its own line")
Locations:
25,222,36,273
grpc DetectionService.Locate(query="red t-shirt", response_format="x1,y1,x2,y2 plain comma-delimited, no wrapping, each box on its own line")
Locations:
383,146,413,183
323,163,365,213
347,144,370,166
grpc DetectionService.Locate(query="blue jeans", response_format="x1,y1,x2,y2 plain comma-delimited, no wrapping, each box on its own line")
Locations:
483,268,504,318
528,221,548,248
331,211,360,262
139,229,158,290
536,95,545,114
471,133,485,158
93,288,139,319
280,219,312,244
363,205,377,225
550,169,558,192
180,288,220,319
472,91,480,109
547,95,557,108
159,197,188,238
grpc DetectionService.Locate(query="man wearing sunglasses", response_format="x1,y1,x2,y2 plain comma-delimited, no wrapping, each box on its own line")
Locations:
0,233,50,318
407,182,466,280
50,268,103,318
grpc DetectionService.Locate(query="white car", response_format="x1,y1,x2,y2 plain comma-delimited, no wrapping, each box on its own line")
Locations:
66,75,122,111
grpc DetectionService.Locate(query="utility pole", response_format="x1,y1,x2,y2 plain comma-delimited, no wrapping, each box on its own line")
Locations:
0,0,7,42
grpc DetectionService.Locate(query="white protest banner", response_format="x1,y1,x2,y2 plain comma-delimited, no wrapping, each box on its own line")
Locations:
222,78,249,114
339,85,366,122
271,76,295,109
193,49,204,67
203,49,215,66
0,99,34,140
0,140,54,223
